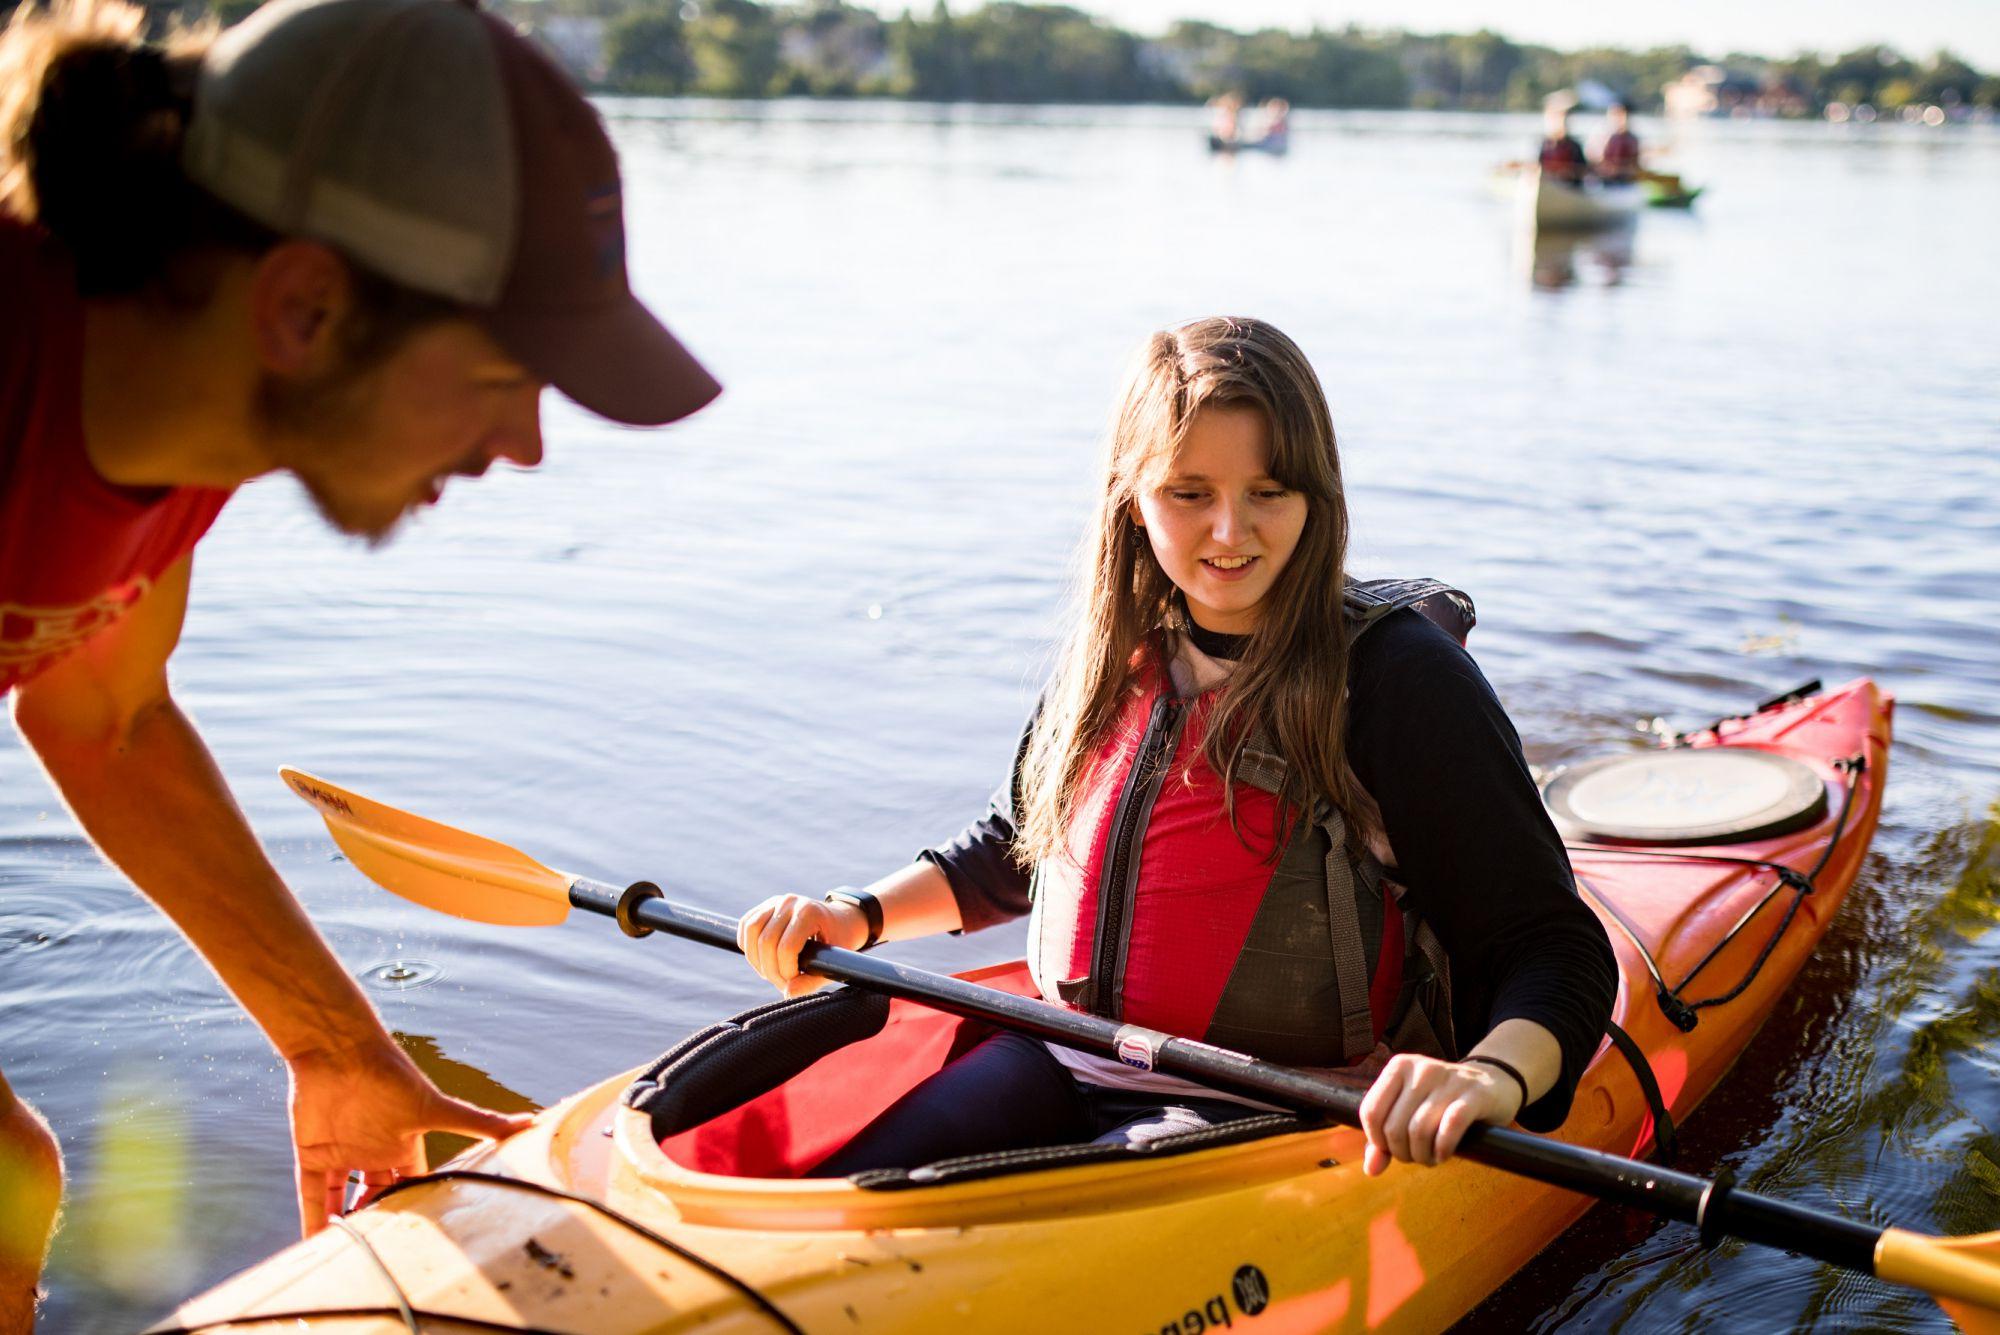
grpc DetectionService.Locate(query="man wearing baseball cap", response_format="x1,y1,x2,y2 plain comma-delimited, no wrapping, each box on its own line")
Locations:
0,0,718,1324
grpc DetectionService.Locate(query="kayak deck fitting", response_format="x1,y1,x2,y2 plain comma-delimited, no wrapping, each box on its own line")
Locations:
161,679,1892,1335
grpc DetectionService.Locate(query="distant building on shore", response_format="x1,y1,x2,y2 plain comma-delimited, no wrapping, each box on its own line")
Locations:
1665,64,1812,118
777,11,894,93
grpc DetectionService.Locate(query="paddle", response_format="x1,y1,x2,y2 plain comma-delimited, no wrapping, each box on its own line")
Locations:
281,766,2000,1329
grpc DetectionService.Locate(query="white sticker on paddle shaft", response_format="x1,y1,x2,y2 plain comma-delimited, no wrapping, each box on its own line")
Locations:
1115,1024,1173,1071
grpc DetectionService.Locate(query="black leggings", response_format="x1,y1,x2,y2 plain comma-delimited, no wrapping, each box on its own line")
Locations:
810,1030,1265,1177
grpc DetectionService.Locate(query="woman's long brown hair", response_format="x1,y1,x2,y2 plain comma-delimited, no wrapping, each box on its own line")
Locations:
1014,316,1373,864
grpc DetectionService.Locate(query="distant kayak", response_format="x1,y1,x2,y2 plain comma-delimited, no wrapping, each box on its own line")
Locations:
162,680,1894,1335
1522,167,1645,230
1644,179,1705,209
1210,132,1288,155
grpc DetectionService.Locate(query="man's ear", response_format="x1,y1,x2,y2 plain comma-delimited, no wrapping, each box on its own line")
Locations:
247,241,354,375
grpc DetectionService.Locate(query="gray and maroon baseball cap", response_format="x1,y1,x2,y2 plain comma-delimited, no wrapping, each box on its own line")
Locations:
181,0,719,427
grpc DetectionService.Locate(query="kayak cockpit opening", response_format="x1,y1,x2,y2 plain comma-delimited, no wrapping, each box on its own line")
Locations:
623,966,1324,1187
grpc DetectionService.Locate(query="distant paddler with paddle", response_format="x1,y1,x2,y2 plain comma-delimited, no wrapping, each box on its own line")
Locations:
1590,100,1697,203
0,0,718,1327
1535,95,1592,185
1593,100,1644,184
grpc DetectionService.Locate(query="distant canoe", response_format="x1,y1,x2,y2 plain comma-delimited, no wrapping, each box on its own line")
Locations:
1523,167,1644,230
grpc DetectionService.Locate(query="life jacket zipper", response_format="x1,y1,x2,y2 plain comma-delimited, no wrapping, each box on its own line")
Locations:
1089,692,1186,1017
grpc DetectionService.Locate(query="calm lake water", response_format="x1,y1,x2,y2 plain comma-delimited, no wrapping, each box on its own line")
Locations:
4,104,1997,1332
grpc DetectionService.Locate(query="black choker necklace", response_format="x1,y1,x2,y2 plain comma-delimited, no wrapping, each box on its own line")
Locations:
1185,619,1250,661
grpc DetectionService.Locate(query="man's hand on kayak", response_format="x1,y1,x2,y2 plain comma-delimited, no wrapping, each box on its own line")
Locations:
738,893,870,998
289,1039,531,1235
1357,1053,1525,1176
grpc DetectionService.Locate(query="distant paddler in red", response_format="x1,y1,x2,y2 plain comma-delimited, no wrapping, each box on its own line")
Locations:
1594,101,1643,184
1536,96,1590,184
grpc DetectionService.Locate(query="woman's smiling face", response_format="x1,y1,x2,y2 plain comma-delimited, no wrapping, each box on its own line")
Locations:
1133,403,1308,635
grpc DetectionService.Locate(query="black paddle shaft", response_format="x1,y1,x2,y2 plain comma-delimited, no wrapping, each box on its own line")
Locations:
571,878,1884,1280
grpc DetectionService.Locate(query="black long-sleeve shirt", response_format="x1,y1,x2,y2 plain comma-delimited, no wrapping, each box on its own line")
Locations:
921,609,1619,1131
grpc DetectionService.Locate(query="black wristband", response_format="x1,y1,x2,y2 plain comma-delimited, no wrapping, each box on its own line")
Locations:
824,888,884,950
1464,1055,1531,1112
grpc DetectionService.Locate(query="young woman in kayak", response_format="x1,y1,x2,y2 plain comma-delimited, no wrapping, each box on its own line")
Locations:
739,317,1616,1177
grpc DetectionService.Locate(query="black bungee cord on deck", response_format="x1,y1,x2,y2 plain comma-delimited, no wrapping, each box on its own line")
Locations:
1561,752,1867,1170
1569,752,1866,1030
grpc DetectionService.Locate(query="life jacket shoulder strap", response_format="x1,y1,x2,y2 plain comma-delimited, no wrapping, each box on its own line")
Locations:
1317,805,1380,1060
1342,576,1476,646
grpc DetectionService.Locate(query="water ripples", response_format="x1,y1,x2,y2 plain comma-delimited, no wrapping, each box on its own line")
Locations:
5,108,1997,1331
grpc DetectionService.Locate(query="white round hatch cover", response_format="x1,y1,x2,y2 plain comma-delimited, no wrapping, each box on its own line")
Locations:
1543,748,1828,846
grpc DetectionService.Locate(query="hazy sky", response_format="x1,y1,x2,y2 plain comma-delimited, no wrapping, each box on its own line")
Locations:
873,1,2000,69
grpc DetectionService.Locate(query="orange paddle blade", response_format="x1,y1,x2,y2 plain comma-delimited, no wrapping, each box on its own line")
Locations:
1875,1227,2000,1332
280,768,571,926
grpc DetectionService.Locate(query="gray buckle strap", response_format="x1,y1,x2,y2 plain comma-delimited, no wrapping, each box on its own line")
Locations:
1237,734,1289,795
1318,806,1379,1062
1351,843,1385,970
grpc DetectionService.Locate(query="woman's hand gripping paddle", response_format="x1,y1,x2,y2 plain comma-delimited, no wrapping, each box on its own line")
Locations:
281,767,2000,1331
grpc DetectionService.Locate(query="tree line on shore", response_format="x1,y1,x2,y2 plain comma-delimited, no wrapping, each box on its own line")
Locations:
188,0,2000,113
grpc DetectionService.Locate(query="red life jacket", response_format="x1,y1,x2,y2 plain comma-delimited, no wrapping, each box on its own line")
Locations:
1538,135,1588,179
1599,130,1641,178
1025,578,1473,1068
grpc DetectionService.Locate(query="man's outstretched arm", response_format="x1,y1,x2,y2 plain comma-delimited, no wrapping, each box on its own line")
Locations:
12,551,528,1234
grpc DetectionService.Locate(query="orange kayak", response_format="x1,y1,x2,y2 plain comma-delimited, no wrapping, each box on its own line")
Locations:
161,679,1892,1334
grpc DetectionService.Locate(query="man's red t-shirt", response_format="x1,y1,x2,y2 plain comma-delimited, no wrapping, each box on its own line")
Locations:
0,219,233,696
